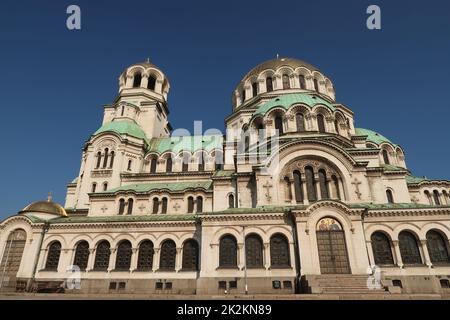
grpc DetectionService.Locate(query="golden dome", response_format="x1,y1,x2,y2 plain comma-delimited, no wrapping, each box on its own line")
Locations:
20,195,67,217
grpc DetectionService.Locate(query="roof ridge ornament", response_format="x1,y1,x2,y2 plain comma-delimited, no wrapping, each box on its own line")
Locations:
47,191,52,202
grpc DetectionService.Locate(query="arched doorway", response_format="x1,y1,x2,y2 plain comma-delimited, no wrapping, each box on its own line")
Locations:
0,229,27,291
316,218,350,274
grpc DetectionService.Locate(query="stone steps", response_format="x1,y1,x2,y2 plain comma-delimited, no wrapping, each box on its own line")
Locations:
301,274,389,295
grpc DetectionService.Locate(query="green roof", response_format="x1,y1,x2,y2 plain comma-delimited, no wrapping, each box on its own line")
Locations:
98,180,213,194
354,128,394,146
405,175,450,185
147,134,223,155
94,120,149,144
49,214,198,224
254,93,335,117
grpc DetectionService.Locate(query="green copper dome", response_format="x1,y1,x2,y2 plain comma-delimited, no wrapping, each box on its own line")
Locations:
94,120,149,143
355,128,394,146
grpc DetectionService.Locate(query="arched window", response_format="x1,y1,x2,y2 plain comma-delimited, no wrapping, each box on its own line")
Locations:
121,106,125,116
215,151,223,171
313,78,319,91
118,198,125,215
296,113,305,132
443,191,449,205
426,230,450,264
433,190,441,205
159,240,176,270
152,197,159,214
187,196,194,213
241,89,246,103
334,120,339,134
182,153,190,172
219,235,237,268
127,160,132,171
266,77,273,92
198,152,205,172
166,156,173,173
96,151,102,169
399,231,422,265
133,73,142,88
305,166,317,202
318,169,329,199
275,115,283,135
270,234,290,267
137,240,154,271
93,241,110,271
299,75,306,89
252,82,258,97
45,241,61,270
150,157,157,173
115,240,132,270
245,234,263,268
386,189,394,204
282,74,290,89
109,151,115,168
161,197,168,214
127,199,133,215
91,183,97,193
102,148,109,168
382,149,390,165
73,241,90,271
371,232,394,265
424,190,433,205
147,75,156,90
228,194,235,208
317,114,326,133
103,182,108,191
284,177,292,201
196,196,203,213
331,175,340,200
293,170,304,203
182,240,199,270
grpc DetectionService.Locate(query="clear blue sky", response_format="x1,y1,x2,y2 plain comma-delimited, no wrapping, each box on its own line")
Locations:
0,0,449,218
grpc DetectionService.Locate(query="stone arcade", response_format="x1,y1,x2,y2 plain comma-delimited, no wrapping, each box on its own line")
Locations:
1,58,450,295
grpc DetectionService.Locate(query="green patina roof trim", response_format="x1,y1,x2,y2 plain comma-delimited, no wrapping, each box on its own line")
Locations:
98,180,213,194
49,214,198,224
254,93,335,117
354,128,395,146
405,175,450,185
93,120,149,144
381,164,407,172
213,170,235,178
350,202,449,210
147,134,223,155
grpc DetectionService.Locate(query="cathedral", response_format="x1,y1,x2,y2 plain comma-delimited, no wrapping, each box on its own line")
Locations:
1,57,450,296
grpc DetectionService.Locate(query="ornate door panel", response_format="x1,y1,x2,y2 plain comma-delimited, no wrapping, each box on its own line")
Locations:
316,218,350,274
0,230,26,291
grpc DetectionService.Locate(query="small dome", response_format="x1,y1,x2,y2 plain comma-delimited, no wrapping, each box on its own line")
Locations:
20,196,67,217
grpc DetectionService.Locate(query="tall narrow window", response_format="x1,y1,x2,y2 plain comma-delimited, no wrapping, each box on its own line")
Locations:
318,169,329,199
266,77,273,92
305,166,317,202
137,240,154,271
166,156,173,173
331,175,340,200
241,89,246,103
399,231,422,265
91,183,97,193
215,151,223,171
433,190,441,205
252,82,258,97
270,234,290,267
161,197,168,214
313,78,319,91
133,73,142,88
121,106,125,116
93,241,110,271
152,198,159,214
219,235,237,268
275,115,283,135
115,240,132,271
424,190,433,205
293,170,304,203
182,240,199,270
284,177,292,201
45,241,61,271
196,196,203,213
127,160,132,171
103,148,109,168
386,189,394,204
198,153,205,172
245,234,263,268
371,232,394,265
299,75,306,89
282,74,290,89
187,196,194,213
159,240,176,270
96,152,102,169
296,113,305,132
127,199,133,215
182,154,189,172
382,149,390,165
109,151,115,168
147,75,156,90
118,199,125,215
150,157,157,173
317,114,326,133
228,194,235,208
426,230,450,264
73,241,90,271
103,182,108,191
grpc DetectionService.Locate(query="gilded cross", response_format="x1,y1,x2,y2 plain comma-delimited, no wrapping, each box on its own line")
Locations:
263,181,273,202
138,204,146,212
173,202,180,212
351,178,362,199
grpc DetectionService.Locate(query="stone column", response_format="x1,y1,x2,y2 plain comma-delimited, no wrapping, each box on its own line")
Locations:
366,240,375,266
302,179,309,205
290,180,297,205
39,248,48,270
315,178,321,201
130,248,139,272
175,247,183,272
60,248,74,273
238,243,245,270
153,248,160,271
420,240,433,267
392,240,403,268
108,248,117,272
86,248,96,271
264,243,270,270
